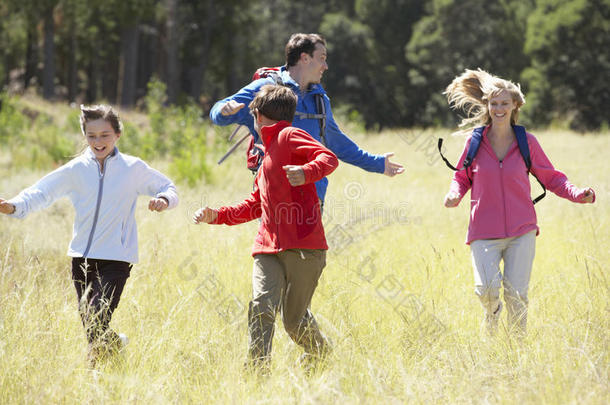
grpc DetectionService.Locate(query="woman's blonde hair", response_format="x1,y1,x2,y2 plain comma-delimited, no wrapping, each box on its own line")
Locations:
444,69,525,133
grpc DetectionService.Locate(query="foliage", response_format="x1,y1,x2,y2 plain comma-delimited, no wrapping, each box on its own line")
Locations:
0,0,608,130
406,0,535,127
0,89,218,184
523,0,610,130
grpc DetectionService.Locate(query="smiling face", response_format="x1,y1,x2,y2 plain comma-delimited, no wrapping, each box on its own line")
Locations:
488,89,517,126
303,43,328,86
84,118,120,163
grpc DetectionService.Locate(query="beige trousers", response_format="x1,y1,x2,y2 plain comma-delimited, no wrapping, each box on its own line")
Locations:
249,249,330,363
470,230,536,334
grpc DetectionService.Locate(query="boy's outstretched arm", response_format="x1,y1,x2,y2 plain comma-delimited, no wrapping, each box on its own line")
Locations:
0,198,16,215
194,179,262,226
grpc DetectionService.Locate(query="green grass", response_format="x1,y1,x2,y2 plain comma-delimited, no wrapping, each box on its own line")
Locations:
0,119,608,403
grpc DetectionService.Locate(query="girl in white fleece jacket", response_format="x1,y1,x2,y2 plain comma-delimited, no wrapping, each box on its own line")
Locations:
0,105,178,365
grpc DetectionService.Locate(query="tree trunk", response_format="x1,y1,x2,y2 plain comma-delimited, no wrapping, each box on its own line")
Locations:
43,4,56,100
118,24,139,107
186,0,215,102
67,21,78,102
166,0,179,104
137,24,158,101
87,52,98,102
24,25,38,89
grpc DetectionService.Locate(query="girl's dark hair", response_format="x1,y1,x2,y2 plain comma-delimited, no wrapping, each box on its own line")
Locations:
79,104,123,135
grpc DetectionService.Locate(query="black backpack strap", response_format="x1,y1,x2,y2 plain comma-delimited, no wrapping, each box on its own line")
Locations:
314,93,327,146
513,125,546,204
438,126,485,185
438,138,459,171
294,112,325,120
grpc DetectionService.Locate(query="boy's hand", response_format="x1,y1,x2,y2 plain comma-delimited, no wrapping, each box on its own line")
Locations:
444,191,460,208
383,152,405,177
220,101,246,116
193,207,218,224
148,197,169,212
0,199,16,215
283,165,305,186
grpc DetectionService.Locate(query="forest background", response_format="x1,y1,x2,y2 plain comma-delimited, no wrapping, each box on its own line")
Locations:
1,0,608,132
0,1,608,403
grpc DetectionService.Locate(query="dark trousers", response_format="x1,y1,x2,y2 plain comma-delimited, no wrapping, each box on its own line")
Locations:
71,258,131,345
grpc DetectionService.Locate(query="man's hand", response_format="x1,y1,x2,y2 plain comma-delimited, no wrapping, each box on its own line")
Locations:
580,187,595,203
193,207,218,224
220,101,246,116
283,165,306,186
383,153,405,177
444,192,460,208
149,198,169,212
0,198,15,215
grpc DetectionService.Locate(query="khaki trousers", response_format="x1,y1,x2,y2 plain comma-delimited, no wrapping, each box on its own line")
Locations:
470,230,536,334
249,249,330,363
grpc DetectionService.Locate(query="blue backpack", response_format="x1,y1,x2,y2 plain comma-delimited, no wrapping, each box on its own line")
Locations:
438,125,546,204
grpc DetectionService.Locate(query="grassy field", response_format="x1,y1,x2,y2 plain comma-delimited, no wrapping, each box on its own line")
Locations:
0,122,608,404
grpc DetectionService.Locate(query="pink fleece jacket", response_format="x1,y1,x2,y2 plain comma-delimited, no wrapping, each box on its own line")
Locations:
450,126,594,244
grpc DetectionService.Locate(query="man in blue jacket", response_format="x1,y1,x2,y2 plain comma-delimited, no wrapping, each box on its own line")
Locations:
210,33,404,203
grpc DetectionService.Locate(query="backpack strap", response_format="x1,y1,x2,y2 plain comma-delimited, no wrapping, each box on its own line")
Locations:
513,125,546,204
438,138,459,171
315,93,327,146
463,126,485,169
438,126,485,185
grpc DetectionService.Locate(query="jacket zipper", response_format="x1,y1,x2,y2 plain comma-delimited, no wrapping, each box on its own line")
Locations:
499,160,508,237
82,157,108,257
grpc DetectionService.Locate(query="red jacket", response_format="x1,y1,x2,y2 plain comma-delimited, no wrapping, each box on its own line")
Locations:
213,120,338,255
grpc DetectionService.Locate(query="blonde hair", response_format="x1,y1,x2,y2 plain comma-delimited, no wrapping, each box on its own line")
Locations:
444,69,525,133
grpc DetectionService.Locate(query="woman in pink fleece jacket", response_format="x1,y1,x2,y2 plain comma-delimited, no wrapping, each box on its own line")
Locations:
443,69,595,336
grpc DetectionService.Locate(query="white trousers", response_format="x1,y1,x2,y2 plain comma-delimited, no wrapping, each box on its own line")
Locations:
470,230,536,333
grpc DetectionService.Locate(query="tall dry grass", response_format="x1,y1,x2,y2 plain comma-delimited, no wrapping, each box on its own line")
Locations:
0,126,607,404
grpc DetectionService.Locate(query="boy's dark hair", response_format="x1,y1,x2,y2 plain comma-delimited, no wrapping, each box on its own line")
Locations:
79,104,123,135
285,33,326,67
249,85,297,122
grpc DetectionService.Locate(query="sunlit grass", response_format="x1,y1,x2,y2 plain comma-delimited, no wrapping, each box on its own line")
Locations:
0,126,608,403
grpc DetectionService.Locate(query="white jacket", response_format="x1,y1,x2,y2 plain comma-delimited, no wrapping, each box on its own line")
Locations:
9,147,178,263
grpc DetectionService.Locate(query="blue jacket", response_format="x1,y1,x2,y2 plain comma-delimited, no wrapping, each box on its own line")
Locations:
9,147,179,263
210,66,386,200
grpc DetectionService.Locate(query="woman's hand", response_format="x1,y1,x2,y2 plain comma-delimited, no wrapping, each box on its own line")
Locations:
444,191,461,208
579,187,595,203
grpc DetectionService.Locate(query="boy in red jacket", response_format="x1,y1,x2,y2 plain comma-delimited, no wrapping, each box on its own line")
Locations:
194,85,338,371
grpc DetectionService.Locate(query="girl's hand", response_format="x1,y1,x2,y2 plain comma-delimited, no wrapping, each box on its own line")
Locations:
580,188,595,204
149,197,169,212
0,198,16,215
193,207,218,224
444,191,461,208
